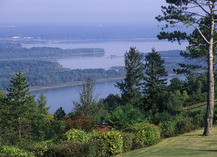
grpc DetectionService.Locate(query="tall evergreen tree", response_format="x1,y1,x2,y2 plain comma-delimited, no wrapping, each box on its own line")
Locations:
1,72,36,144
116,47,144,107
156,0,217,136
143,48,168,113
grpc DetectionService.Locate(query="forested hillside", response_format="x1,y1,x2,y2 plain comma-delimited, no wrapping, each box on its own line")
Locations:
0,42,104,60
0,60,125,90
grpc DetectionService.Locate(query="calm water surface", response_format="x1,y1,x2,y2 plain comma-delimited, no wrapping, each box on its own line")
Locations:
32,80,121,114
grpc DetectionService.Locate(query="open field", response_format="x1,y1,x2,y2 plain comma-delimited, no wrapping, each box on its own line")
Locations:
117,126,217,157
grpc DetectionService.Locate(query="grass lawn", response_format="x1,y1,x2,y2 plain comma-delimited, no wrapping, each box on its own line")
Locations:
116,126,217,157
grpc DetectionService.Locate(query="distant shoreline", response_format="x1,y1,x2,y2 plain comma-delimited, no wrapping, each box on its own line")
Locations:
30,74,181,92
30,77,124,92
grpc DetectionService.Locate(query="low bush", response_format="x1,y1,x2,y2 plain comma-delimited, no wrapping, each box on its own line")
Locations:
121,132,133,152
0,145,33,157
44,141,90,157
89,130,108,157
160,120,176,137
159,111,203,138
19,140,53,157
124,122,161,149
175,114,194,134
61,128,90,142
102,130,123,156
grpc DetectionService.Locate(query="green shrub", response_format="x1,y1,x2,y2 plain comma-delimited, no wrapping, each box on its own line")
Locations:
62,128,90,142
19,140,53,157
160,120,176,137
89,130,108,157
159,112,200,138
191,111,205,128
124,122,161,148
175,115,194,134
121,132,133,152
102,130,123,156
0,145,33,157
107,104,144,128
44,141,90,157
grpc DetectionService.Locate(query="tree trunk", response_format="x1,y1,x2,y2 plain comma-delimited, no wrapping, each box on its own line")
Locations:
203,9,215,136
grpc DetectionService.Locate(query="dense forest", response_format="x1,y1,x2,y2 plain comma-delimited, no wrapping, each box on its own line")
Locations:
0,60,125,90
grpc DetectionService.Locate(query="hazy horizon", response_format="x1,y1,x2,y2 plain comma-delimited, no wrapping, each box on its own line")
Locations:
0,0,167,25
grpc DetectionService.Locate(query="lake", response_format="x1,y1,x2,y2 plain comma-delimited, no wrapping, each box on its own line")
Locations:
23,40,187,69
27,40,187,113
32,80,121,114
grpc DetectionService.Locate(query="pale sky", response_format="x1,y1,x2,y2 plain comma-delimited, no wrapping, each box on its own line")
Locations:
0,0,167,24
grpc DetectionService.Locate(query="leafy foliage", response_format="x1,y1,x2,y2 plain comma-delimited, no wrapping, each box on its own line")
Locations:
107,104,144,128
124,122,161,148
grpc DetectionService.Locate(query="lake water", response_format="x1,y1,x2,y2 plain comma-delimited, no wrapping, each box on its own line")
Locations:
27,40,187,113
23,40,187,69
32,80,121,114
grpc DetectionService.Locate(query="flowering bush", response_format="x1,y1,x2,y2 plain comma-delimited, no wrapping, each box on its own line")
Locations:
63,115,94,132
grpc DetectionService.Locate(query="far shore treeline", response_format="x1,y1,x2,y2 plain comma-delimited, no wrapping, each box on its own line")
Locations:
0,42,198,90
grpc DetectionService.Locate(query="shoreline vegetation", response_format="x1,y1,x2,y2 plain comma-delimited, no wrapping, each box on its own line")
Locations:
0,43,105,60
29,77,124,92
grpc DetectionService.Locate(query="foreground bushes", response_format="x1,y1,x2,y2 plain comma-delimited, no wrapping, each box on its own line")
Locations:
155,111,205,138
43,123,161,157
0,145,34,157
1,110,207,157
124,122,161,149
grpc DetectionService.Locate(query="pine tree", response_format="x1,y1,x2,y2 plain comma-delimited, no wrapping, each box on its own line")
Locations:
143,48,168,113
156,0,217,136
116,47,144,107
1,72,36,144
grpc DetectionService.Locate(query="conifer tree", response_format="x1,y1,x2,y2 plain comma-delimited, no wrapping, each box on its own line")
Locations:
143,48,168,113
116,47,144,107
156,0,217,136
1,72,36,144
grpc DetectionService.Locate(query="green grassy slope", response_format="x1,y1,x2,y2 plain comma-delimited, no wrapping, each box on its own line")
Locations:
117,126,217,157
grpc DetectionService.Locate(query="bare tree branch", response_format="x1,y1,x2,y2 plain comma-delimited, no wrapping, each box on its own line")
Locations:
191,0,211,15
189,23,210,44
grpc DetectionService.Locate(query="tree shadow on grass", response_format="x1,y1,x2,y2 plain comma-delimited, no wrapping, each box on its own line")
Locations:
183,134,203,137
197,150,217,152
